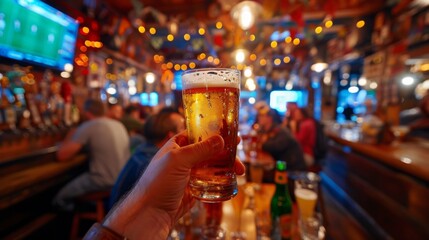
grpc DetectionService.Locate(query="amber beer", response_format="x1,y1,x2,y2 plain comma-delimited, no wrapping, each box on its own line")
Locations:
182,68,240,202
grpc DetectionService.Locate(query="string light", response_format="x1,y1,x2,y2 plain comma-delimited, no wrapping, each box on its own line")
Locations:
249,34,256,41
198,28,205,35
260,58,267,66
149,27,156,35
315,26,323,34
285,37,292,43
250,54,257,61
283,56,291,63
167,34,174,41
138,26,146,33
274,58,281,65
356,20,365,28
325,20,333,28
270,41,278,48
293,38,300,45
184,33,191,41
215,22,223,29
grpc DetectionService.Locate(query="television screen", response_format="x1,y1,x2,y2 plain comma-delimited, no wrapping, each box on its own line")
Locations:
140,92,158,106
269,90,308,115
0,0,78,71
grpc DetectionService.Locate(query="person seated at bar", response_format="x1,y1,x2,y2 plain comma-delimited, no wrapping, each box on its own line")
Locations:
120,104,145,152
53,99,130,211
106,103,124,121
290,107,316,168
83,133,246,239
257,105,306,172
282,101,298,130
108,107,185,209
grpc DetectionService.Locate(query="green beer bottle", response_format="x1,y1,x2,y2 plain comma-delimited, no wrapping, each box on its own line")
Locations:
271,161,293,240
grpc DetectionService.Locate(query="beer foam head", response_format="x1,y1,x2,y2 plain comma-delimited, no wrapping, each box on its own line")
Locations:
295,188,318,200
182,68,240,89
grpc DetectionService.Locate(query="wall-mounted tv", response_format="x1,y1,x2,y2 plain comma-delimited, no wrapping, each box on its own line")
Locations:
269,90,308,115
0,0,78,71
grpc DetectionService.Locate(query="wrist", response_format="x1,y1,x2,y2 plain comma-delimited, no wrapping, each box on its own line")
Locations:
103,197,171,239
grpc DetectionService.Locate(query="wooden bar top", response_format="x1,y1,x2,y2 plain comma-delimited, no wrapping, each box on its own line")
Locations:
327,129,429,182
0,154,86,209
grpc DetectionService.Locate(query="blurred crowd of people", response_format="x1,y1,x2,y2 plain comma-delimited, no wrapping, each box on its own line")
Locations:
53,99,184,211
53,98,325,214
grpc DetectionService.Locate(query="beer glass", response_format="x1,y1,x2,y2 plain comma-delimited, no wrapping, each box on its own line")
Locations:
182,68,241,202
294,172,319,219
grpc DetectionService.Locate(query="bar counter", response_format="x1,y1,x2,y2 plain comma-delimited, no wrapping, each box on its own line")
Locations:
323,128,429,239
0,135,87,238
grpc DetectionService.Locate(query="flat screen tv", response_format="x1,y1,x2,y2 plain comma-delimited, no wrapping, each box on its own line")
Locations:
0,0,78,71
269,90,308,115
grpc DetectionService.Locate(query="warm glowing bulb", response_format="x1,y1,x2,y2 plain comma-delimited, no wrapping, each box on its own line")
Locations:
181,64,188,71
250,54,257,61
283,56,291,63
325,20,333,28
270,41,278,48
166,62,173,69
138,26,146,33
149,27,156,34
238,5,255,30
146,72,156,84
189,62,196,69
356,20,365,28
82,27,89,34
167,34,174,41
249,34,256,41
174,64,181,71
285,37,292,43
235,49,247,63
293,38,300,45
260,58,267,66
198,28,205,35
274,58,281,65
315,26,323,34
184,33,190,41
244,67,252,77
216,22,223,29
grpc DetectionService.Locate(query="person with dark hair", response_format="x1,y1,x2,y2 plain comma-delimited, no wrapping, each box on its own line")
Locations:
291,107,317,167
53,99,130,210
108,108,185,209
282,101,298,130
257,105,306,172
120,104,145,152
106,103,124,120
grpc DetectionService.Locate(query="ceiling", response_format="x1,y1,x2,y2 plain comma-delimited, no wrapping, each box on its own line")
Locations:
54,0,411,75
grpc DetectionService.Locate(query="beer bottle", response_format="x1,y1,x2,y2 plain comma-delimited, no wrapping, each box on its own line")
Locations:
271,161,292,240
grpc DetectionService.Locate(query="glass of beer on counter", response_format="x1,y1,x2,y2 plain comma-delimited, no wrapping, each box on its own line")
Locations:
294,172,319,219
182,68,241,202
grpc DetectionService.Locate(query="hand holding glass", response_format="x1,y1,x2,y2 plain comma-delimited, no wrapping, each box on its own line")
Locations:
182,68,241,202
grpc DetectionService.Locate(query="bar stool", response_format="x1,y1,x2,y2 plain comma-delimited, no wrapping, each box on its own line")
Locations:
70,190,110,240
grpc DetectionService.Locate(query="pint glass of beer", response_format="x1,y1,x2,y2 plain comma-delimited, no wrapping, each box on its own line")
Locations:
182,68,240,202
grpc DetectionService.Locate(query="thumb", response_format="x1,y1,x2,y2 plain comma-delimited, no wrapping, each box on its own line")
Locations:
178,135,224,169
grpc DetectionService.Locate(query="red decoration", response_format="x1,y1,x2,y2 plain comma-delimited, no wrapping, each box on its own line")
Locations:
61,81,73,103
289,28,297,39
290,6,304,28
323,0,336,17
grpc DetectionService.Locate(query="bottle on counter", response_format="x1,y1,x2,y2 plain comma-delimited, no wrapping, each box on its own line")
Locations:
0,75,18,132
271,161,293,240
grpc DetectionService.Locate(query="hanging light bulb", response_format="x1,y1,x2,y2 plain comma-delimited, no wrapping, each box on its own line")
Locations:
231,1,262,30
233,49,248,63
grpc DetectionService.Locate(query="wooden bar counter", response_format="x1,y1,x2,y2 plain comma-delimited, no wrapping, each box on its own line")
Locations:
0,135,87,238
322,128,429,239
